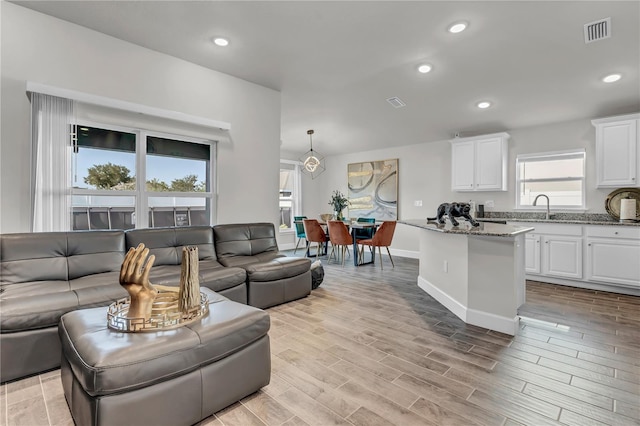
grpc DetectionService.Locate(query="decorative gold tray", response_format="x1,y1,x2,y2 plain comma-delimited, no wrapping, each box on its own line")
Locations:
605,188,640,220
107,291,209,332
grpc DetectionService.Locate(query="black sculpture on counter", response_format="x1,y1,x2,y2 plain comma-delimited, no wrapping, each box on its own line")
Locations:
427,202,479,227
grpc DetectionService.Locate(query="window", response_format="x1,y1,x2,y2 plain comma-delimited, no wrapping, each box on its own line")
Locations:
516,150,585,209
279,161,302,231
72,124,216,230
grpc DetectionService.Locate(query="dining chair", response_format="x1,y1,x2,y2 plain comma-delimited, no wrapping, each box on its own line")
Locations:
293,215,307,254
353,217,376,260
327,220,353,267
303,219,328,258
353,217,376,240
357,221,397,269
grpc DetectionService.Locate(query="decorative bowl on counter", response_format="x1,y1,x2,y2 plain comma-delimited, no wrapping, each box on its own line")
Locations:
605,188,640,220
319,213,334,222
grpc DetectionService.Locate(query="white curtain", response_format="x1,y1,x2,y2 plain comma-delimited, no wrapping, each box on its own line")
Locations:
31,93,75,232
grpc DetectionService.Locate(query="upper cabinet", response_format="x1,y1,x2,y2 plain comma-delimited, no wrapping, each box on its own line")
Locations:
591,113,639,188
451,132,510,192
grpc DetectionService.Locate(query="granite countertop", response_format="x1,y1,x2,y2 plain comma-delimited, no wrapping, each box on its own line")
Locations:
480,212,640,227
478,218,640,226
399,219,534,237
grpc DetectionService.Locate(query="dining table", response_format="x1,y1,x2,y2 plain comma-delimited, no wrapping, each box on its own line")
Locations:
295,220,380,266
348,222,380,266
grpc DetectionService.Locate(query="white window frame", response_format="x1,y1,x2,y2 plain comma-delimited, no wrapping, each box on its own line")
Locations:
515,149,586,210
71,120,217,229
140,129,216,228
279,160,302,234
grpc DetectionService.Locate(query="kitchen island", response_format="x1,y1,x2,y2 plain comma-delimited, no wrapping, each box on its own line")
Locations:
400,219,534,335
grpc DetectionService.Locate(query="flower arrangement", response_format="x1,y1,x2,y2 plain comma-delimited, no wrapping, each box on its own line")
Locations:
328,190,350,220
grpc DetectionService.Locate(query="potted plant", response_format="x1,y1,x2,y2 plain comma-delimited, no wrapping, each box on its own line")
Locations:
328,190,350,221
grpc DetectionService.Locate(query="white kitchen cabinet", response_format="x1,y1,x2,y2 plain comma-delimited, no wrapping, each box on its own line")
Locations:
512,222,583,279
591,113,639,188
586,226,640,287
512,221,639,294
524,234,541,274
451,140,475,190
451,132,509,191
542,236,582,279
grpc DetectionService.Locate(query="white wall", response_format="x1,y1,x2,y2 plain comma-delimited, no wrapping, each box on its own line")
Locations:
303,117,619,256
487,118,611,212
302,139,453,254
1,2,622,255
0,2,281,233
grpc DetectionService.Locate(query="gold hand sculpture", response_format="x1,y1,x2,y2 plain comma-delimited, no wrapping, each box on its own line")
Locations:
119,243,158,320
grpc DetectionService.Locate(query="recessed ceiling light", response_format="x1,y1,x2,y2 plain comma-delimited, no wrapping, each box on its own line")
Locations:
602,73,621,83
477,101,492,109
448,21,468,34
417,64,432,74
212,37,229,47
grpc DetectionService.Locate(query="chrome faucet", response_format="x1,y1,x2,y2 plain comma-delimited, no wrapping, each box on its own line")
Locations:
533,194,550,220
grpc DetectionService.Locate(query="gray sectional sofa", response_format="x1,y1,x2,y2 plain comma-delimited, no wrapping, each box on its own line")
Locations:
0,222,311,383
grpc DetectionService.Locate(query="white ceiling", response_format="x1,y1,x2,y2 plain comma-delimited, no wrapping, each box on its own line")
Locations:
13,1,640,156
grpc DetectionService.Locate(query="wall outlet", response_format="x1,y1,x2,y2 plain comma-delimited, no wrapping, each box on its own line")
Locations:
485,200,495,208
443,260,448,273
414,200,423,207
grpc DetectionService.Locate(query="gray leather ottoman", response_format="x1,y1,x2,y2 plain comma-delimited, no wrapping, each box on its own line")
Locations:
246,257,312,308
59,288,270,426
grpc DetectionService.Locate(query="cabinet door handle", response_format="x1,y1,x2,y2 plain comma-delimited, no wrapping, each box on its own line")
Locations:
588,243,591,246
614,231,619,235
545,241,549,244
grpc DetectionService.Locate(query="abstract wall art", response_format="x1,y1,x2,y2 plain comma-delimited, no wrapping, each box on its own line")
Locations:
347,159,398,220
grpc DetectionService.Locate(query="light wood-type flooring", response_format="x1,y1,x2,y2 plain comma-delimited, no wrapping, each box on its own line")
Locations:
2,253,639,425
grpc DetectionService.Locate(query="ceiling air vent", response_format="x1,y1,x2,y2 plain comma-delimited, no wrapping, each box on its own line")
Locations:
584,17,611,43
386,97,406,108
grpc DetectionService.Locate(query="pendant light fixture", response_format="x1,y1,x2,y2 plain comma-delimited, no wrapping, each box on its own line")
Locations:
299,129,325,179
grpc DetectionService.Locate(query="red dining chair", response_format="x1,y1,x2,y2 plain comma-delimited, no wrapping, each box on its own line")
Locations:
302,219,327,258
358,221,397,269
327,220,353,267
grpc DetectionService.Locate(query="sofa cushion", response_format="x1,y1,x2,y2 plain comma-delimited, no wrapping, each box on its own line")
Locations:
67,231,125,280
199,267,247,293
1,233,69,283
245,257,311,282
69,272,121,291
73,285,128,308
213,223,281,266
1,291,79,332
144,265,182,285
70,272,128,307
0,280,70,298
1,271,127,333
142,263,247,294
59,288,270,396
218,252,284,268
0,231,125,284
126,227,216,266
199,258,224,270
147,260,224,283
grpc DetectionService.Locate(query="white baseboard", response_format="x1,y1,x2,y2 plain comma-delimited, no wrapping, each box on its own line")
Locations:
389,248,419,259
525,274,640,297
467,309,519,336
418,277,467,320
417,276,518,335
